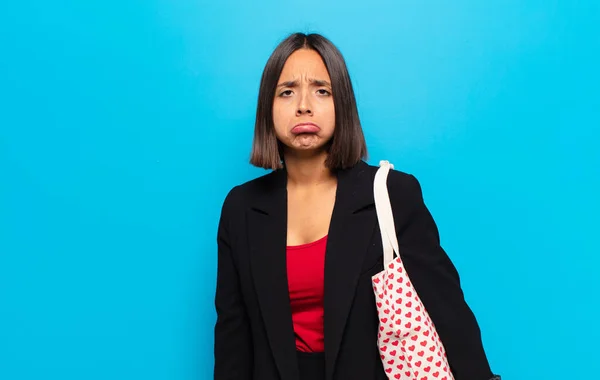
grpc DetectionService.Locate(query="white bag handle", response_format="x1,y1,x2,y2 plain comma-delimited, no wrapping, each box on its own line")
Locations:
374,160,400,266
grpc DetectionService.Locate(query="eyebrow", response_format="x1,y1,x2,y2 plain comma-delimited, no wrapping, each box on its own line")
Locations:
276,79,332,88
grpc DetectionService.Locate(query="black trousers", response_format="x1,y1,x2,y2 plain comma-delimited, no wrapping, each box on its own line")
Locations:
297,351,325,380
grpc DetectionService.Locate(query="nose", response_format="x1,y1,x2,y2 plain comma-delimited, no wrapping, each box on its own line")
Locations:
296,105,312,116
296,90,312,116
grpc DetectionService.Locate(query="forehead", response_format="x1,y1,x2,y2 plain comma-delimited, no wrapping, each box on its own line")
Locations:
278,49,331,81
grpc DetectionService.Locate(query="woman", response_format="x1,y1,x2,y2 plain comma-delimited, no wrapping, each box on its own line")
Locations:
214,32,500,380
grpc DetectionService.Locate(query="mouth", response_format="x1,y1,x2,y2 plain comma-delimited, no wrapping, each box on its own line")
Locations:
291,122,320,134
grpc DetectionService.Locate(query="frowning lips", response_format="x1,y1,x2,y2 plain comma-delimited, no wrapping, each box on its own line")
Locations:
291,122,320,134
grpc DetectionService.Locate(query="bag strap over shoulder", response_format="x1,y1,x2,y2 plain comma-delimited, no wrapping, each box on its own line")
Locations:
374,160,400,267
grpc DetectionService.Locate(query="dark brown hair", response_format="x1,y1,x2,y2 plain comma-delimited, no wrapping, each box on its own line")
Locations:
249,32,367,170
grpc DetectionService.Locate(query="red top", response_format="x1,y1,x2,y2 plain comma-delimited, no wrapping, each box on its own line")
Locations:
286,235,327,353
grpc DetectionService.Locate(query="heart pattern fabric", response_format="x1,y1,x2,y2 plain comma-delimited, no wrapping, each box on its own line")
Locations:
372,260,453,380
372,161,454,380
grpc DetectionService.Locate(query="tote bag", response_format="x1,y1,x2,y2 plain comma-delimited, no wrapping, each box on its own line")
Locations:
372,160,454,380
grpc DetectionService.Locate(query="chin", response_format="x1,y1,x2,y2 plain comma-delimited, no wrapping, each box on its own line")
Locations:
289,145,328,156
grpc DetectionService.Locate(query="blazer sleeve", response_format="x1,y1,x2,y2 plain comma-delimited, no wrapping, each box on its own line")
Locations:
388,172,497,380
214,189,253,379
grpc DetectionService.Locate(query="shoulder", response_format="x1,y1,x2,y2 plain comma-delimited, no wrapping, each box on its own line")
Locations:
361,160,423,200
364,161,436,237
388,167,423,203
359,160,428,222
220,170,282,215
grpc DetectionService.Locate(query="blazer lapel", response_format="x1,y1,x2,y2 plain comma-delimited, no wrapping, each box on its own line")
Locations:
324,161,377,380
247,169,300,380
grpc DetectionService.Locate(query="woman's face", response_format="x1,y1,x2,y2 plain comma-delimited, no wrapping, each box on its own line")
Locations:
272,49,335,154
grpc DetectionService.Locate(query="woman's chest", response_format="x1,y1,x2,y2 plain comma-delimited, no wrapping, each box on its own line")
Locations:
286,190,336,246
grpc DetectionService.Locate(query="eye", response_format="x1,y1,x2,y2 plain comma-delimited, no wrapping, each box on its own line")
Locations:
317,89,331,96
279,90,293,97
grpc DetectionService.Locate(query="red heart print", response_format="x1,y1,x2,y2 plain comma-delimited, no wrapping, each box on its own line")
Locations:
390,350,396,356
417,350,424,357
381,318,388,323
420,341,427,347
387,359,394,365
424,366,431,372
408,345,415,351
415,361,422,367
411,335,418,341
392,340,399,346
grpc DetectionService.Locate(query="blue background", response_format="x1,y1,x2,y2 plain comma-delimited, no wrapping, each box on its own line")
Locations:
1,1,599,379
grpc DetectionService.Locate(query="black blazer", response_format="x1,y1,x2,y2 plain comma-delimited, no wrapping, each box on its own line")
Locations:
214,160,496,380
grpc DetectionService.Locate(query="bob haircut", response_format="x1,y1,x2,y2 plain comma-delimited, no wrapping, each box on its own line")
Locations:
249,32,368,170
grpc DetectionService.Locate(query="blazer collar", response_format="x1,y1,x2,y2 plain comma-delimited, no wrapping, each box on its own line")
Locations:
250,160,374,215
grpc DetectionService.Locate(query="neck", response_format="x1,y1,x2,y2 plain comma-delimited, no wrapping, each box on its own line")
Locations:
283,150,335,187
